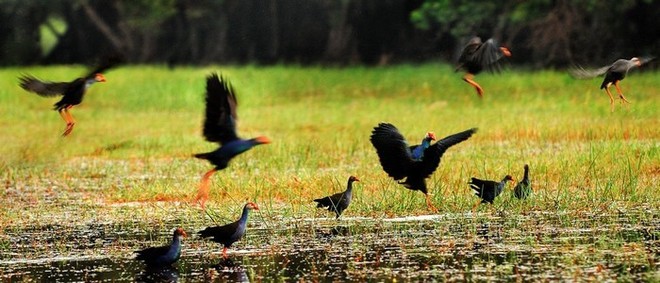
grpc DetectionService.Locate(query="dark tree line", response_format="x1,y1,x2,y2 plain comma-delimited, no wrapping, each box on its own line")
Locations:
0,0,658,67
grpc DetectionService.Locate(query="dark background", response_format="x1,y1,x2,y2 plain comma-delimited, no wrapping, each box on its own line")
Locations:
1,0,658,68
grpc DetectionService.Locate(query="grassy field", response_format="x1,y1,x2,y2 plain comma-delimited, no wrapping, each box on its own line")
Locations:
0,64,657,225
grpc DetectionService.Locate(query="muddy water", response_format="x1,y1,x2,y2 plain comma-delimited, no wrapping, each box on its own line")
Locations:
1,212,658,282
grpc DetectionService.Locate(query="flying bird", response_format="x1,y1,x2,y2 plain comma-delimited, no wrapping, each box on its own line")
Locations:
135,227,187,267
314,176,360,219
193,74,271,208
370,123,477,212
198,202,259,259
513,164,532,200
456,37,511,98
570,56,655,111
18,55,122,136
469,175,514,207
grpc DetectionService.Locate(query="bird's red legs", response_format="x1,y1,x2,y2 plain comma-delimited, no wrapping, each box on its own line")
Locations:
471,200,480,213
59,106,76,136
614,81,630,104
425,194,439,213
194,169,217,209
222,247,228,259
604,85,616,112
462,73,484,98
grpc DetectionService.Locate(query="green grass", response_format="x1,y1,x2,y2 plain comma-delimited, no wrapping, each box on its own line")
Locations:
0,64,658,224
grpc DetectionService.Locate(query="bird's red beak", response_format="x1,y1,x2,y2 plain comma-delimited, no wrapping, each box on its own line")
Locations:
500,47,512,57
95,73,107,82
256,136,271,144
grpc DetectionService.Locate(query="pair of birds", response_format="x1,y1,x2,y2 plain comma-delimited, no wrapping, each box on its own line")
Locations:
457,36,654,111
469,164,532,206
135,202,260,267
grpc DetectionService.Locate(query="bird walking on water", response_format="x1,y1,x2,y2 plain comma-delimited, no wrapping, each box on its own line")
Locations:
198,202,259,259
469,175,514,209
135,227,187,267
370,123,477,212
314,176,360,219
193,74,271,208
570,56,655,111
18,56,121,136
456,37,511,98
513,164,531,200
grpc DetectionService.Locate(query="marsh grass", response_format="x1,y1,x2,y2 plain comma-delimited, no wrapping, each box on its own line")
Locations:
0,64,657,225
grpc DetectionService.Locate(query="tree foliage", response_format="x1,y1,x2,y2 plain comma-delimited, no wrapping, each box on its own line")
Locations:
0,0,657,67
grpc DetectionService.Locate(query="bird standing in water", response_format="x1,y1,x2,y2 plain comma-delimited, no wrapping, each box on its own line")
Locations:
314,176,360,219
18,56,121,136
198,202,259,259
570,56,654,111
194,74,271,208
456,37,511,98
513,164,532,200
135,227,187,267
370,123,477,212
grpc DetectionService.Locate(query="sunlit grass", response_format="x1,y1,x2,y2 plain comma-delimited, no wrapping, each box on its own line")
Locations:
0,64,658,224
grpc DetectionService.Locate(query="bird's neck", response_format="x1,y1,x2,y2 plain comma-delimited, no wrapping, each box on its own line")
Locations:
169,235,182,254
239,206,251,224
500,178,511,186
346,180,355,193
523,167,529,181
84,78,97,89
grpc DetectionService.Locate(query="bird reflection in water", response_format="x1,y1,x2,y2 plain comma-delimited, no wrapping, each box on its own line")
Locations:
315,225,351,240
136,265,179,283
210,258,250,282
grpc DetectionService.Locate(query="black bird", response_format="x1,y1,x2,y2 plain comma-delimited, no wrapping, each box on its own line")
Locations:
314,176,360,218
198,202,259,259
469,175,514,205
456,37,511,98
135,227,187,267
570,56,655,111
18,56,122,136
513,164,531,200
194,74,271,208
370,123,477,212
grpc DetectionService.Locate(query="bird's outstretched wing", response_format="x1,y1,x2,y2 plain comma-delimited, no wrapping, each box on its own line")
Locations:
568,65,611,79
203,73,239,145
370,123,414,180
417,128,477,178
18,76,69,97
475,38,507,73
84,53,124,78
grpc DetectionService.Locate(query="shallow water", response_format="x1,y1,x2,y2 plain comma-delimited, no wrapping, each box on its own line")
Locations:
1,212,658,282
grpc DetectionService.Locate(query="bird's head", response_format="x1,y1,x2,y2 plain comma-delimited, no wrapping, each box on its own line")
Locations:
523,164,529,170
246,202,260,210
504,175,515,182
254,136,271,145
631,57,642,67
174,227,187,238
425,132,436,141
349,176,360,182
500,47,512,57
94,73,107,83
